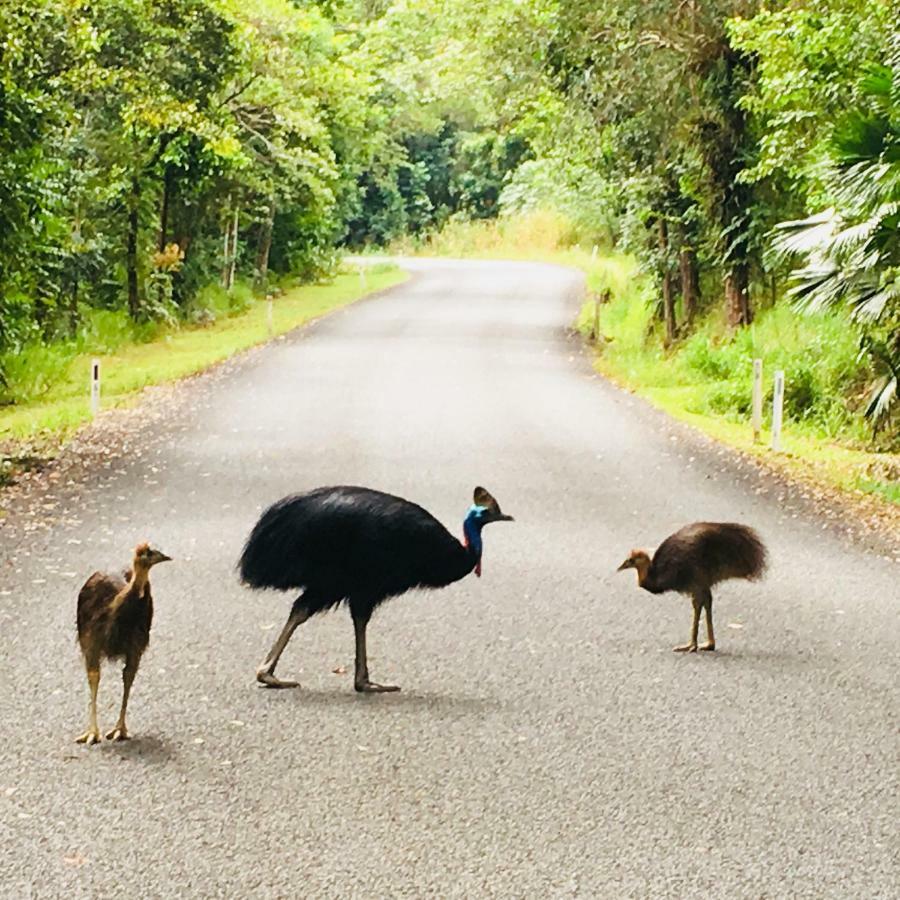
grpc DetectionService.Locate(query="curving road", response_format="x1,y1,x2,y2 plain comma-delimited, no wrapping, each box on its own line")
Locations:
1,259,897,898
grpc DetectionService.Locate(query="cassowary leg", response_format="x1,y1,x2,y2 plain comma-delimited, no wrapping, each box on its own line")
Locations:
107,656,139,741
699,590,716,652
673,595,701,653
351,604,399,694
75,665,102,745
256,598,310,688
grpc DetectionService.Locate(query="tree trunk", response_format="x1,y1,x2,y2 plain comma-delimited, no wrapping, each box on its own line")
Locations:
701,46,756,329
222,197,239,289
725,263,752,327
68,278,79,337
658,218,676,345
34,293,51,335
679,246,700,327
254,201,275,292
158,165,173,253
222,195,232,288
69,208,82,336
127,176,140,320
227,205,239,290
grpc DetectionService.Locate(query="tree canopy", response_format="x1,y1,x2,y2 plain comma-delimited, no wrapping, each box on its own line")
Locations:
1,0,897,425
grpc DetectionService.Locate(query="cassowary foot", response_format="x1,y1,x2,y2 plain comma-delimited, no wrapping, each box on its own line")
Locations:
673,643,698,653
105,726,130,741
75,728,101,745
354,680,400,693
256,670,300,689
699,641,716,652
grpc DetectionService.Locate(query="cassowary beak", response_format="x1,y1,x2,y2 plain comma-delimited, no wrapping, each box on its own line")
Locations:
498,513,514,522
152,550,172,564
616,559,632,572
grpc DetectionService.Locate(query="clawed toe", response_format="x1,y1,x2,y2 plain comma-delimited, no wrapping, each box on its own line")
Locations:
673,643,698,653
75,730,101,745
106,727,130,741
699,642,716,652
256,671,300,689
354,681,400,693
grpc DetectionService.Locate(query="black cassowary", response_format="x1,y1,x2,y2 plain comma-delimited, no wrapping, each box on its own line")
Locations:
239,485,513,692
616,522,767,653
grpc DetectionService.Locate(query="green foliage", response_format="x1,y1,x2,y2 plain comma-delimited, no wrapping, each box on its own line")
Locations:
0,0,371,385
592,272,868,439
188,281,256,323
729,1,894,193
0,268,406,437
772,45,900,431
1,0,896,440
500,156,618,247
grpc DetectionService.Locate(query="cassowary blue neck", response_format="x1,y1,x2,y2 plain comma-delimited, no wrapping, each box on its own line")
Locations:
462,507,484,560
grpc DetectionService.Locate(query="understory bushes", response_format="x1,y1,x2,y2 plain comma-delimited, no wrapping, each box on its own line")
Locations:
584,255,875,445
0,280,256,408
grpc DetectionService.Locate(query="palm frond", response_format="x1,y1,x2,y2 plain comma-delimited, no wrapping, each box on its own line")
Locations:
862,336,900,427
831,113,889,167
859,64,893,100
865,376,897,424
771,210,835,257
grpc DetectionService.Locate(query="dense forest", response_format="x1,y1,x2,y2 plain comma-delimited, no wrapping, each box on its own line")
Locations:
1,0,897,435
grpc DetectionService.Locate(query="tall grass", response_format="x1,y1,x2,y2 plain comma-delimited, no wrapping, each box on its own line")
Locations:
0,282,256,408
395,210,897,504
582,279,869,443
389,210,589,258
0,267,406,440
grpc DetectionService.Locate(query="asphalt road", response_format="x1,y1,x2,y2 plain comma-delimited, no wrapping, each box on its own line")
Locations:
1,259,897,898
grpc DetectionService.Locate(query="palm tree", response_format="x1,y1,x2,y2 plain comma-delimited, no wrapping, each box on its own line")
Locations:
773,51,900,432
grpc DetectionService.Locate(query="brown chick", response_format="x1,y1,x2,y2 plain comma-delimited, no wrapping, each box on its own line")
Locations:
75,542,171,744
617,522,766,653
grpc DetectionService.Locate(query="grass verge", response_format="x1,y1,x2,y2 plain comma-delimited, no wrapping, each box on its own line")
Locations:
391,215,899,512
0,264,407,448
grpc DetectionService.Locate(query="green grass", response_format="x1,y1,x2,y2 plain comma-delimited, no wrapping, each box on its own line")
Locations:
389,209,592,260
578,265,869,440
859,480,900,504
393,213,899,511
0,265,407,442
573,253,899,507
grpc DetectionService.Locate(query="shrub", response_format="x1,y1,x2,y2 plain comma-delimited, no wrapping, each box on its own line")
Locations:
0,342,77,405
682,334,735,380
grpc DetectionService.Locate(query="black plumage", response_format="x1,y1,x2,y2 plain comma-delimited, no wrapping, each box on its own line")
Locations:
617,522,767,653
240,485,513,691
75,542,171,744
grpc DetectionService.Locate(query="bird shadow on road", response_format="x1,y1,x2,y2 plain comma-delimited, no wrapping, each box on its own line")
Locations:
268,685,502,716
683,647,814,673
100,735,178,765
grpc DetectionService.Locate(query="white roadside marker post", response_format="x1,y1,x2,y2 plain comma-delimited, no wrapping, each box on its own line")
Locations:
771,369,785,452
751,359,763,442
267,295,274,337
591,245,598,261
359,265,367,292
90,359,100,418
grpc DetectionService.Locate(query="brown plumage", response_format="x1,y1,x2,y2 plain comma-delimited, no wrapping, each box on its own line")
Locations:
617,522,767,653
75,542,171,744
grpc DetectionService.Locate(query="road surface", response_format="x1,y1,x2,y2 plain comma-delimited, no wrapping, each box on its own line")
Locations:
1,259,897,898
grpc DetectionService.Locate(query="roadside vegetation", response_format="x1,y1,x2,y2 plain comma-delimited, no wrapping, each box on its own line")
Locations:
2,1,897,506
397,215,900,506
0,264,404,447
